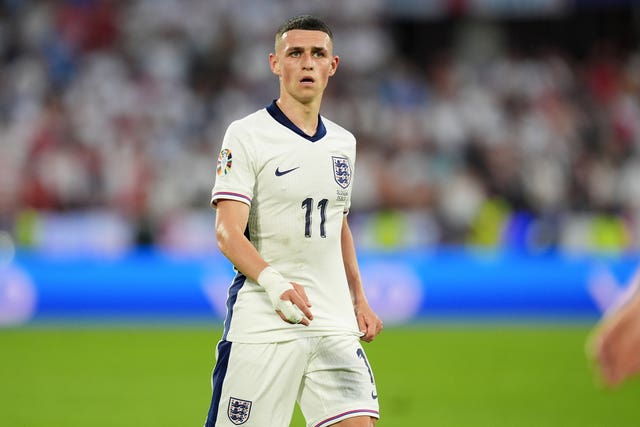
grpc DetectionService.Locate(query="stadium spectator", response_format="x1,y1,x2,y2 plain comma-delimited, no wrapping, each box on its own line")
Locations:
0,1,638,254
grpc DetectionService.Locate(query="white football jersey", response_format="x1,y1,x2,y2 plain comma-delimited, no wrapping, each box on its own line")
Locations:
211,101,362,343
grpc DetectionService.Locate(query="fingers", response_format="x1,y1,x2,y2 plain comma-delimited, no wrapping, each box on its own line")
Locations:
276,309,310,326
276,283,313,325
287,284,313,321
596,337,620,387
588,328,613,386
590,320,623,387
357,311,383,343
275,300,307,325
291,282,312,307
607,332,640,387
600,345,627,387
591,308,640,388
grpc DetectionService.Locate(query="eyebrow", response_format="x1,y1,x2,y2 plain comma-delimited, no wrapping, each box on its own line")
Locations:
285,46,328,54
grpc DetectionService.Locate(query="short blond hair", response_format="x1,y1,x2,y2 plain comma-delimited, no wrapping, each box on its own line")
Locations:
275,15,333,49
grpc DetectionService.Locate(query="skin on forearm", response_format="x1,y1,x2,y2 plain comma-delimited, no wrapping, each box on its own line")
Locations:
341,216,383,342
215,199,268,281
341,217,368,306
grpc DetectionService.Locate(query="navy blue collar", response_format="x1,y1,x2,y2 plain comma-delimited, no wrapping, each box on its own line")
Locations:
266,100,326,142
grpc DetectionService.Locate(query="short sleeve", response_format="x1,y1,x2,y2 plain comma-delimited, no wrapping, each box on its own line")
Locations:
210,122,256,208
343,145,356,215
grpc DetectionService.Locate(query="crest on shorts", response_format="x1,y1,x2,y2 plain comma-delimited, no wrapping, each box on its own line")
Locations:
217,148,233,176
228,397,252,425
332,156,351,189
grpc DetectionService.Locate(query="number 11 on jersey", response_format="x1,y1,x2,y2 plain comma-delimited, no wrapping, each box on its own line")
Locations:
302,198,328,238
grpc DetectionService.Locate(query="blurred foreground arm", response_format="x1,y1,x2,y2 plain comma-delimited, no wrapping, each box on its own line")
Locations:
589,267,640,387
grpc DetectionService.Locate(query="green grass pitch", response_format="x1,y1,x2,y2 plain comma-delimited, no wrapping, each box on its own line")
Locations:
1,324,639,426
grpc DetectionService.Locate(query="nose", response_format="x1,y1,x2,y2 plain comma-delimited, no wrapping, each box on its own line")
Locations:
301,53,314,70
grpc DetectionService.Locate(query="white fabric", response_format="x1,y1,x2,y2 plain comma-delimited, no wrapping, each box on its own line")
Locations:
211,105,362,343
212,336,379,427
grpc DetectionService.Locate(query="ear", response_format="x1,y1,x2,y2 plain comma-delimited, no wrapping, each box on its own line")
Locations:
328,55,339,77
269,53,281,76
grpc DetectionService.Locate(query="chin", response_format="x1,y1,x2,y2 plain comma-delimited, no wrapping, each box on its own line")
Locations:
293,94,317,104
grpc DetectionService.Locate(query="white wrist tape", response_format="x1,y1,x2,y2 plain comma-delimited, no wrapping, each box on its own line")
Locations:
257,266,304,323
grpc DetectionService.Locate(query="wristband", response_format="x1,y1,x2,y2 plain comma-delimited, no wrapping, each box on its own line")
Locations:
257,266,293,308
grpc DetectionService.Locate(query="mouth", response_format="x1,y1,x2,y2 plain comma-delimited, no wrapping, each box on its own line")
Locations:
300,76,315,84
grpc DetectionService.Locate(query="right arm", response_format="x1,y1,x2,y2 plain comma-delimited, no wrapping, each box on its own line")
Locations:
215,199,313,325
215,199,267,282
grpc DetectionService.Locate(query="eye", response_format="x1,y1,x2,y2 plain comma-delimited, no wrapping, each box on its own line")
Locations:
289,51,301,57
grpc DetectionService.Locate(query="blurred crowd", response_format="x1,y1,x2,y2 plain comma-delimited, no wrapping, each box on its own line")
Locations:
1,0,639,254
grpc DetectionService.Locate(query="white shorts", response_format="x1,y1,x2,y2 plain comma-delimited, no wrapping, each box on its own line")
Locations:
204,335,380,427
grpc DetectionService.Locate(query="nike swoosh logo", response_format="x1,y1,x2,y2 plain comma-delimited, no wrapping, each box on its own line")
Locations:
372,391,378,400
275,166,300,176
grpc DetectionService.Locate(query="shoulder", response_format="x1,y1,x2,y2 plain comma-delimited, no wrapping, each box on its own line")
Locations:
322,116,356,145
226,108,272,135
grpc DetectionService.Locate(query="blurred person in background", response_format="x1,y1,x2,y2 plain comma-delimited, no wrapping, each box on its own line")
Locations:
204,15,382,427
3,1,640,255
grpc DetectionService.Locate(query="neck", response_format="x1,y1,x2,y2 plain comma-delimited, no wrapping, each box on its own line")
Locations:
276,96,321,137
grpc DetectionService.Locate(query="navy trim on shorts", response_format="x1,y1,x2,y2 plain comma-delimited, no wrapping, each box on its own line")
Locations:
205,340,233,427
314,409,380,427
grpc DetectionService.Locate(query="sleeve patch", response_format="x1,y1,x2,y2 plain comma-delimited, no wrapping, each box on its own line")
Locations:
217,148,233,176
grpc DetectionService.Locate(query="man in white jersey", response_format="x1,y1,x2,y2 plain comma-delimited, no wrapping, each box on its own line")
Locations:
204,15,383,427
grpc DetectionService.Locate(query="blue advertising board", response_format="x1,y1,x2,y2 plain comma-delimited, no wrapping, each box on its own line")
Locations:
1,249,638,326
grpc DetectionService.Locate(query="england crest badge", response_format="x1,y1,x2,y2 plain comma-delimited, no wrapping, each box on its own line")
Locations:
228,397,252,425
332,156,351,189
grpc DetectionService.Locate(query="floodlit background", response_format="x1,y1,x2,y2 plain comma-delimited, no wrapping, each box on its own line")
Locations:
1,0,639,426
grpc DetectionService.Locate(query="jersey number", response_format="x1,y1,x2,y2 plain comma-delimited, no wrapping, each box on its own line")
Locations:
302,198,328,238
357,347,378,399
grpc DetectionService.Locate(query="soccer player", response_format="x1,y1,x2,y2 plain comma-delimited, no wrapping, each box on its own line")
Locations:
204,15,383,427
589,265,640,388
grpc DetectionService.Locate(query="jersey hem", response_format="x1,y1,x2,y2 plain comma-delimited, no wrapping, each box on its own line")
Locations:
225,328,362,344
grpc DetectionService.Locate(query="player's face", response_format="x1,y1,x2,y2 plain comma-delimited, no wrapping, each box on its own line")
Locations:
270,29,339,105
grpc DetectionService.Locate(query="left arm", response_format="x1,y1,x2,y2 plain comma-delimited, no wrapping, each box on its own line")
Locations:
341,216,383,342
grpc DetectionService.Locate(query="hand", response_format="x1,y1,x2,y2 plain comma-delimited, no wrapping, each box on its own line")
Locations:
355,302,383,343
258,267,313,325
276,282,314,326
589,295,640,387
